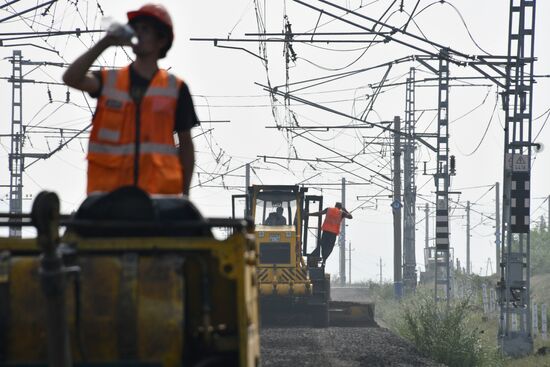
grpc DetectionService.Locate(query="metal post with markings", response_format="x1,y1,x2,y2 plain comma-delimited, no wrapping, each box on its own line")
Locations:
6,51,49,237
340,177,346,285
403,67,417,296
392,116,403,299
425,203,429,250
8,50,24,238
498,0,536,357
466,201,471,274
496,182,501,274
434,49,451,305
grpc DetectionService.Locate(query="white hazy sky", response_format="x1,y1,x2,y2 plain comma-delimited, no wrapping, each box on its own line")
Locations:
0,0,549,282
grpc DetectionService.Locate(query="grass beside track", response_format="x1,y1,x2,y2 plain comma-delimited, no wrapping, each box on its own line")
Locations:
357,279,550,367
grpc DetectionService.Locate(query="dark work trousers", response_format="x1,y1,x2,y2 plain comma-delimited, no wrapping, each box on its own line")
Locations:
310,231,338,263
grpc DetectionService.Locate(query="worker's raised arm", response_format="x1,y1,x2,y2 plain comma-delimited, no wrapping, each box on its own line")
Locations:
177,130,195,196
63,33,131,93
305,208,328,217
342,207,353,219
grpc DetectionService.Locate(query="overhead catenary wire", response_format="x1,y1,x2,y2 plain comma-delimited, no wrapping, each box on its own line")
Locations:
295,0,400,72
457,91,499,157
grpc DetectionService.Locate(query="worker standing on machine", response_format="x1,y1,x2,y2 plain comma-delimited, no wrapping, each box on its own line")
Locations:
307,202,353,266
63,3,199,196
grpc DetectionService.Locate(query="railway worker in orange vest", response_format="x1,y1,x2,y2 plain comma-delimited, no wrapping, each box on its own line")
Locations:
307,202,353,266
63,4,198,196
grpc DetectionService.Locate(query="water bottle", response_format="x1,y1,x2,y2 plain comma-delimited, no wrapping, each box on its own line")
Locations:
101,17,137,45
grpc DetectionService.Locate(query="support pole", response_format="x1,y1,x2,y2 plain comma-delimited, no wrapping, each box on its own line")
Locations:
244,163,251,217
392,116,403,299
8,50,24,238
348,241,351,284
403,67,417,295
434,49,451,305
340,177,346,285
423,203,430,280
466,201,471,274
425,203,429,249
495,182,500,272
498,0,536,356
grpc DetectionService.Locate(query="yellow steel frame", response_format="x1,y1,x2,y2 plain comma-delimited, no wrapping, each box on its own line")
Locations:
0,231,260,367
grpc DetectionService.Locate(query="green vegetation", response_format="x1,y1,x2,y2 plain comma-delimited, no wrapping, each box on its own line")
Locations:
351,232,550,366
363,278,550,366
395,294,499,367
531,227,550,275
399,297,476,366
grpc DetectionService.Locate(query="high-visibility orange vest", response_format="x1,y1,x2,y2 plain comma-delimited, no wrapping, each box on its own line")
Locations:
87,66,184,195
322,207,342,235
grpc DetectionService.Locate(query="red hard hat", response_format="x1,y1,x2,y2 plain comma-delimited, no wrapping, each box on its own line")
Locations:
127,3,174,39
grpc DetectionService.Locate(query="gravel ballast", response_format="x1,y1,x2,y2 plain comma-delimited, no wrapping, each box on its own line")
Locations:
260,326,443,367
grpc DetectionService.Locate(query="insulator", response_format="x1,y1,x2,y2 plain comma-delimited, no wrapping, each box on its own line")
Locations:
47,88,52,103
450,155,456,175
66,90,70,103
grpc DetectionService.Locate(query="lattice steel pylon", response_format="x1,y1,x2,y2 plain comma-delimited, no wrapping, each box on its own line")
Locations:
403,67,417,295
8,50,23,238
498,0,536,357
434,50,451,305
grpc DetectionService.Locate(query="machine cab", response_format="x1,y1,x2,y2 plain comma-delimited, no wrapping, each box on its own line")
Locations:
251,186,302,269
232,185,321,269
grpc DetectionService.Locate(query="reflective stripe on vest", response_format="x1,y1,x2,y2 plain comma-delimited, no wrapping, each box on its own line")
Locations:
97,127,121,142
147,74,178,98
89,142,178,156
103,70,132,102
322,207,342,235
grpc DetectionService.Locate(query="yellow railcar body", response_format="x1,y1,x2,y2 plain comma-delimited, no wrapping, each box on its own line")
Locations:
254,225,311,297
0,231,260,367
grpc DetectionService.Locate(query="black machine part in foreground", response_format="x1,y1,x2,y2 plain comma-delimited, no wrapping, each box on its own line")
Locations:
32,191,76,367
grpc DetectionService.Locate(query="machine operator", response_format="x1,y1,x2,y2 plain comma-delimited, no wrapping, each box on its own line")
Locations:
265,207,287,226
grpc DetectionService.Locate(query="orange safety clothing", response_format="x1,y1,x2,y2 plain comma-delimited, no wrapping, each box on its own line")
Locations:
87,65,184,195
321,207,343,235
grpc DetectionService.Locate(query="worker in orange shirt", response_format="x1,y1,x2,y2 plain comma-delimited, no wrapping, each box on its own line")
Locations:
63,3,198,196
307,202,353,266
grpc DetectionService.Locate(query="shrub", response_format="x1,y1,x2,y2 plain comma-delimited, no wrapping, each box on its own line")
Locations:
397,295,490,367
531,228,550,275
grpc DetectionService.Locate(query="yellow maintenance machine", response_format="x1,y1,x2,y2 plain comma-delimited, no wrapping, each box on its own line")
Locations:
232,185,374,327
0,188,260,367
